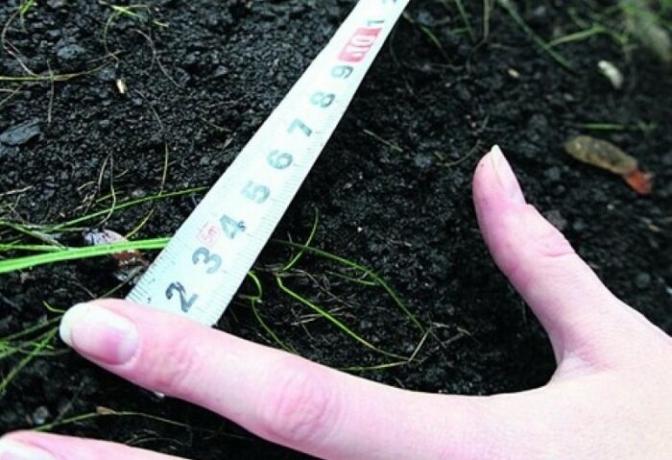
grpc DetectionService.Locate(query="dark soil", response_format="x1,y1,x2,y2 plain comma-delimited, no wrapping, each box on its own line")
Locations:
1,0,671,458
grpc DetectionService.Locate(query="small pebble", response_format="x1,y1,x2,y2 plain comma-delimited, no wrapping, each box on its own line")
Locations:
116,79,128,95
455,84,471,103
635,272,651,289
414,153,434,170
0,120,41,146
528,113,549,134
508,68,521,79
32,406,50,425
598,60,624,90
213,65,229,78
662,152,672,167
0,144,19,158
572,219,587,232
544,166,562,182
56,43,87,67
97,67,117,82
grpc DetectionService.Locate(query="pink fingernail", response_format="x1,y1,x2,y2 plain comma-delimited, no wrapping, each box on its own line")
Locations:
0,439,55,460
489,145,526,205
59,303,139,365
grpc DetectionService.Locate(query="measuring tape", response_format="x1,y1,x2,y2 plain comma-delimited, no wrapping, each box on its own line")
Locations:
127,0,410,326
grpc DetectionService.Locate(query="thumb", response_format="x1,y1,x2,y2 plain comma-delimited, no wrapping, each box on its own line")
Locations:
472,146,634,371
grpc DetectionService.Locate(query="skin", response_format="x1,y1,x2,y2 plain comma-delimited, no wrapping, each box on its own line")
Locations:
2,146,670,460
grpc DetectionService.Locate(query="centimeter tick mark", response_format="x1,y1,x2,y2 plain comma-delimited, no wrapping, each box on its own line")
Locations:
127,0,411,325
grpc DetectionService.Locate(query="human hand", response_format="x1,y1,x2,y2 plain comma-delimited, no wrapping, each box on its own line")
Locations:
2,146,670,460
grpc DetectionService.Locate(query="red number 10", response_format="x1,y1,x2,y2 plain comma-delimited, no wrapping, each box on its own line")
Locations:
338,27,382,63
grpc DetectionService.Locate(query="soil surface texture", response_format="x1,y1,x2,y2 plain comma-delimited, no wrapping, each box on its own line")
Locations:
1,0,671,458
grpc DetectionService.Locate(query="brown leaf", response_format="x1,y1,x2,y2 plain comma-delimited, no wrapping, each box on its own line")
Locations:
564,135,653,195
83,229,148,282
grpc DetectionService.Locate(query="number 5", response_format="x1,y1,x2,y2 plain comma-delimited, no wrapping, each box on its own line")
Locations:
242,181,270,204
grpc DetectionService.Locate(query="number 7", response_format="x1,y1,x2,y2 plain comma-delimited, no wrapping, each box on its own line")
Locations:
288,119,312,137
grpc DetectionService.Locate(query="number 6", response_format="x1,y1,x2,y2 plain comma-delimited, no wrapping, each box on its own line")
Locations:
268,150,293,169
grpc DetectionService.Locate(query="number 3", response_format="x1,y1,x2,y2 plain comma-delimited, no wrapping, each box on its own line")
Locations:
192,247,222,274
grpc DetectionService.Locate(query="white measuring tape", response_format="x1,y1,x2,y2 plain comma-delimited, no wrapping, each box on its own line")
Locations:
127,0,410,326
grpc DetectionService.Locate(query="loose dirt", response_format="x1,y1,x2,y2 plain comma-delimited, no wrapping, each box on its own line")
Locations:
1,1,670,458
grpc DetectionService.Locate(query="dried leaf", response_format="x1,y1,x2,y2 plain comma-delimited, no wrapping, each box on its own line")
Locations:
623,170,654,195
83,229,148,282
564,135,653,194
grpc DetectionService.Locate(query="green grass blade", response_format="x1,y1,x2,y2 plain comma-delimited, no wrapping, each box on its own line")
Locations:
50,187,207,231
0,238,169,274
0,318,61,343
325,270,378,287
453,0,476,42
0,243,62,253
273,240,425,333
281,209,320,272
246,272,296,353
36,408,192,433
340,361,410,372
276,276,406,360
0,328,57,397
497,0,574,71
19,0,36,19
0,221,64,247
549,25,607,47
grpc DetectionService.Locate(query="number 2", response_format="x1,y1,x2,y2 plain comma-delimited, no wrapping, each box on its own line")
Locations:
165,282,198,313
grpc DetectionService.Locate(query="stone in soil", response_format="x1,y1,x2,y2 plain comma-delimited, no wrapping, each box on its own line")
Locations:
31,406,50,426
635,272,652,289
55,43,88,70
0,144,19,158
0,120,41,146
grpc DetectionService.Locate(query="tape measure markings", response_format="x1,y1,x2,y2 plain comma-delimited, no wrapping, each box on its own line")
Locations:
128,0,410,326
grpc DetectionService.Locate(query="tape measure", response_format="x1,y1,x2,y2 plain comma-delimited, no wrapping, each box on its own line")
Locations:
127,0,410,326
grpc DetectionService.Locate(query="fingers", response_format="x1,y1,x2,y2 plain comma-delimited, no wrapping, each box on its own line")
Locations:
58,299,494,460
0,432,183,460
472,146,633,367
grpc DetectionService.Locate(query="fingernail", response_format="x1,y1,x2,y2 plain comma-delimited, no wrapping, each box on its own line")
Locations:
489,145,526,204
0,439,56,460
59,303,139,365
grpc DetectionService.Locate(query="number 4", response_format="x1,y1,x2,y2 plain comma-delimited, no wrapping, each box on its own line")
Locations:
220,215,245,239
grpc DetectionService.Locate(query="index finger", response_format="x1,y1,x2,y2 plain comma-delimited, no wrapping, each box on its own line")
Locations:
58,300,487,460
